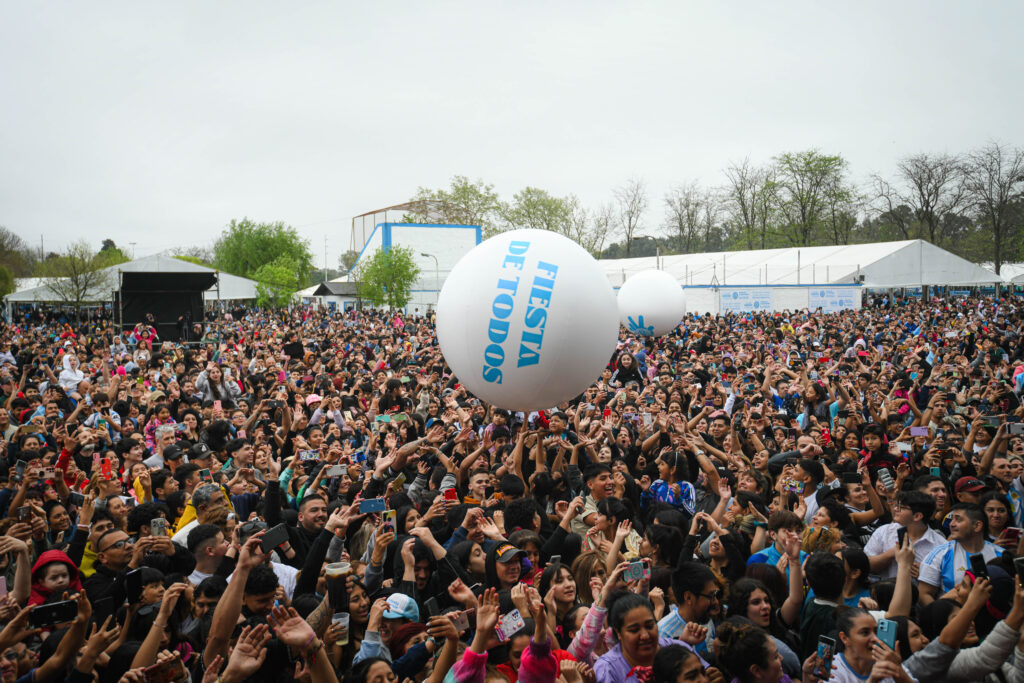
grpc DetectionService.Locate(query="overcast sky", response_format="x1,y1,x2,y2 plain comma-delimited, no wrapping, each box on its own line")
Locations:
2,1,1021,267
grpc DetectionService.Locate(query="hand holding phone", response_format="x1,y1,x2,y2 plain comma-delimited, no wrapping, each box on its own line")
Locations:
813,636,836,679
260,523,290,554
876,618,898,650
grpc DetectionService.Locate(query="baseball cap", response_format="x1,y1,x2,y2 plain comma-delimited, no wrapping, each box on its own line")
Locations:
383,593,419,621
189,442,213,460
163,445,184,461
494,543,527,564
955,476,986,493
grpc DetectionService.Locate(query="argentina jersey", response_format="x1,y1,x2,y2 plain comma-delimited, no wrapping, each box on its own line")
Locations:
919,540,1002,593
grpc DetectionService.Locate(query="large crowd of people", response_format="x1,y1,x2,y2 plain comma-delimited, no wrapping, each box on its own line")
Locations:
1,295,1024,683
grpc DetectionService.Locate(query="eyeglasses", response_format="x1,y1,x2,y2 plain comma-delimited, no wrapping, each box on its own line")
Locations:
100,538,134,552
698,590,722,602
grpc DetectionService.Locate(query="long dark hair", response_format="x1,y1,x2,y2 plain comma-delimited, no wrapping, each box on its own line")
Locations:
645,524,683,566
538,561,573,602
717,622,775,683
653,645,704,683
606,592,654,639
449,540,483,578
727,578,776,622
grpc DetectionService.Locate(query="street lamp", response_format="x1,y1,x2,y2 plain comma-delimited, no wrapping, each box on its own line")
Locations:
420,252,439,310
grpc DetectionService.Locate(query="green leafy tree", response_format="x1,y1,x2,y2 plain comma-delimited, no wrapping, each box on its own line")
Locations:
0,266,14,299
0,226,37,277
774,150,848,246
357,246,420,309
214,218,314,282
408,176,503,237
502,187,573,232
254,256,301,308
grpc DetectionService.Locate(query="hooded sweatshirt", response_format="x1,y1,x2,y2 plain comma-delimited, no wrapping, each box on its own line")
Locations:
29,549,83,606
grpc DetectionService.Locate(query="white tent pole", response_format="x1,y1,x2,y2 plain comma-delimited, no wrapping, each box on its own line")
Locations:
797,251,801,285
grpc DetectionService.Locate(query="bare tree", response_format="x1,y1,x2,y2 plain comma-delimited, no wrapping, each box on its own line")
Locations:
663,182,705,254
824,175,863,245
965,142,1024,274
39,241,118,311
613,179,648,256
565,197,611,258
723,159,778,250
870,176,914,239
701,190,725,251
175,243,215,265
872,153,968,246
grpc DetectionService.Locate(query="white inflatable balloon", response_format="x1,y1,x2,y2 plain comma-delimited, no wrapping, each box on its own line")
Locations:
617,269,685,336
436,229,619,411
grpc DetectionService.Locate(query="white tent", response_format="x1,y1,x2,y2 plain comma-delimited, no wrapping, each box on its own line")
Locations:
6,253,258,305
982,263,1024,284
600,240,1002,314
600,239,1001,289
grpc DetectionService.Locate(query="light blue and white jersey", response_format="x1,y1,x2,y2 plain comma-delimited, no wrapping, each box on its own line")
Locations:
919,539,1002,593
1009,477,1024,527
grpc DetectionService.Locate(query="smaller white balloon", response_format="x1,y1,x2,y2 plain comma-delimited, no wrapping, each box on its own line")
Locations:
617,269,685,336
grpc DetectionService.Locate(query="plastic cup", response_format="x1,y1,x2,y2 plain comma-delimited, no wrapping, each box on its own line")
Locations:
326,563,351,612
332,612,350,645
326,562,351,577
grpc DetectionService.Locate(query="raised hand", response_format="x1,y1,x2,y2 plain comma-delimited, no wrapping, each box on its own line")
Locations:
475,588,500,634
224,624,272,680
267,606,316,651
679,621,707,646
447,578,479,607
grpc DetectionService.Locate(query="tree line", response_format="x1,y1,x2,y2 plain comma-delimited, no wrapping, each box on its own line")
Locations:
2,141,1019,309
407,142,1024,273
0,220,403,310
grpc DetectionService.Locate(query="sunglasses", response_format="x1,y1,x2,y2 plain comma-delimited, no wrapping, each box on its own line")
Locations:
240,520,268,535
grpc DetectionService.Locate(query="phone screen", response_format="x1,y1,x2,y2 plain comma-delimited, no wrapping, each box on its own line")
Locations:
813,636,836,678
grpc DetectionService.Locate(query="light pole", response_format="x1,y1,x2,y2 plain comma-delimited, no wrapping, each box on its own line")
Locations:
420,252,439,310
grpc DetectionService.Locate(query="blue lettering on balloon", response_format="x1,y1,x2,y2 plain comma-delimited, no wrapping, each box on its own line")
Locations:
483,242,531,384
517,262,558,368
481,245,560,379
